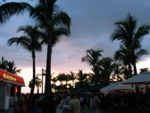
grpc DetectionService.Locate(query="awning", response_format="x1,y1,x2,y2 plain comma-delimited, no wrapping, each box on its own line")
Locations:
100,82,135,92
0,69,25,86
121,71,150,85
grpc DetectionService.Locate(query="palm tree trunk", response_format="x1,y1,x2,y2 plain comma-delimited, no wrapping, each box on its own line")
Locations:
37,86,39,93
133,62,137,75
30,51,36,98
45,38,52,94
128,64,132,78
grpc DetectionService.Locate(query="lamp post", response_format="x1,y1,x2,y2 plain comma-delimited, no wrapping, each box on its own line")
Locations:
35,76,39,93
42,69,44,96
37,69,45,97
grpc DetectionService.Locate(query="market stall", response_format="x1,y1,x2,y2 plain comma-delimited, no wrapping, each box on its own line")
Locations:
0,69,25,111
100,82,135,93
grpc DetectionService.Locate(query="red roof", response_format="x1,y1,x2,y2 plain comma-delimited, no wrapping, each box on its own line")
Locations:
0,69,25,86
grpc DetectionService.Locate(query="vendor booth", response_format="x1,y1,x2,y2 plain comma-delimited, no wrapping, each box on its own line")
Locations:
100,82,135,93
0,69,25,111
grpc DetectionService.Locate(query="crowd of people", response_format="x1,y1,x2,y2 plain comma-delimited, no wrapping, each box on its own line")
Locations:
13,94,30,113
13,91,102,113
13,91,150,113
99,91,150,113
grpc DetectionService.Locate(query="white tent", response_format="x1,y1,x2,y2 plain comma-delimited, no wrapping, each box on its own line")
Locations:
121,71,150,85
100,82,135,92
100,83,116,92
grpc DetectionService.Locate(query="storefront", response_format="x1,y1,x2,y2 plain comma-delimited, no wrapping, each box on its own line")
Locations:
0,69,25,111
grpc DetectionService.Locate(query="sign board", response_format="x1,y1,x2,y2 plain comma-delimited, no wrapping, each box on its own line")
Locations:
0,69,25,86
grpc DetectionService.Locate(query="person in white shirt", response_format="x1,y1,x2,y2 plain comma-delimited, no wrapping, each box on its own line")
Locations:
62,91,71,113
68,93,81,113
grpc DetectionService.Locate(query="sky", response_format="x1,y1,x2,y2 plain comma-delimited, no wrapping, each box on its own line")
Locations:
0,0,150,93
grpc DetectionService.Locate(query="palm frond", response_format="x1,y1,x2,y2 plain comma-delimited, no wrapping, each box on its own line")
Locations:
0,2,31,24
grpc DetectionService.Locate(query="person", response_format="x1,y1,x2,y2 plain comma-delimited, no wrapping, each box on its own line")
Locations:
79,94,84,112
39,92,61,113
13,97,27,113
33,94,42,113
89,92,101,113
67,93,81,113
85,95,90,110
22,94,30,113
62,91,71,113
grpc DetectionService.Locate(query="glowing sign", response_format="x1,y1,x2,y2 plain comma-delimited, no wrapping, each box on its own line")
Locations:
0,69,25,86
3,73,16,81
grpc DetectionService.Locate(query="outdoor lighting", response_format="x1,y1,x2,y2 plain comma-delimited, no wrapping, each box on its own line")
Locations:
66,85,70,89
15,87,18,93
89,82,95,86
35,77,39,82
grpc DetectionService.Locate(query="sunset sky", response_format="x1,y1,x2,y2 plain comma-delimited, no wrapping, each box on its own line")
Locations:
0,0,150,93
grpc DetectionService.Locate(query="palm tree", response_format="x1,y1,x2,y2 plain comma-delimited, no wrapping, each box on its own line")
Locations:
130,47,148,75
33,1,71,94
0,56,7,70
0,0,71,94
115,45,148,76
111,13,150,75
68,71,77,88
65,74,70,85
29,77,42,93
114,45,133,76
98,57,115,83
57,73,67,85
82,49,103,84
77,70,88,87
139,68,149,73
0,2,31,24
51,76,57,86
8,25,43,97
0,57,21,74
111,62,124,82
6,60,21,75
86,72,94,82
120,66,133,79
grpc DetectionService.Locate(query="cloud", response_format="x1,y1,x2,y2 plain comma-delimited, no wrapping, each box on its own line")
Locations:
1,0,150,93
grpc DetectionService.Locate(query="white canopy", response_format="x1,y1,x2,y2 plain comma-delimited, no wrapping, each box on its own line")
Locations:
100,82,135,92
121,71,150,84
